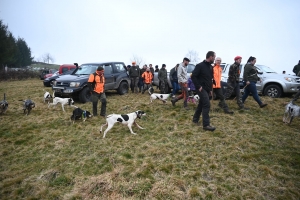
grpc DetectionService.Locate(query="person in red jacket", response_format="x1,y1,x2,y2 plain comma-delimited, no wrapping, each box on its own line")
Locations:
87,66,106,117
141,67,153,94
213,57,233,114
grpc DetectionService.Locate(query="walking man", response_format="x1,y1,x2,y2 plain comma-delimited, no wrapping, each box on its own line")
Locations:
129,61,140,93
293,60,300,76
171,57,190,109
169,64,180,98
158,64,168,93
87,66,106,117
224,56,247,110
213,57,234,114
192,51,216,131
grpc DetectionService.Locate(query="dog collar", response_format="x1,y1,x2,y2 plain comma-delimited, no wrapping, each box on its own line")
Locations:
82,111,86,118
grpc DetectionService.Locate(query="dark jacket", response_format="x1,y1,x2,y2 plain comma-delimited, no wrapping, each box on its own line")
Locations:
191,60,213,92
129,66,140,77
293,64,300,76
158,68,167,81
169,67,178,82
243,63,260,82
150,67,154,76
228,62,240,82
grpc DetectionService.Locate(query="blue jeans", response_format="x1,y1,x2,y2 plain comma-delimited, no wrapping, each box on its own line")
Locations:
171,81,179,95
242,82,262,105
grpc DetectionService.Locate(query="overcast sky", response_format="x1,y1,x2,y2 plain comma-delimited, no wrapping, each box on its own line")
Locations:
1,0,299,74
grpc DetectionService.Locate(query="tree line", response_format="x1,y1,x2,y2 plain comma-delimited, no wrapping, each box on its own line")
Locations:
0,20,33,69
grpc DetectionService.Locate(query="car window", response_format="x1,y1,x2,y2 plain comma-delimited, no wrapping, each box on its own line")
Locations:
114,63,126,73
75,64,97,75
62,68,68,73
104,64,113,75
187,64,195,73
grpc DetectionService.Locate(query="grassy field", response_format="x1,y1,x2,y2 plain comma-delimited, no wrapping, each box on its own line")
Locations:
0,79,299,199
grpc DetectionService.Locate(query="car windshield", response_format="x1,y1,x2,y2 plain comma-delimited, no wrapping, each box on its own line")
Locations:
75,64,97,75
256,65,277,73
187,64,195,73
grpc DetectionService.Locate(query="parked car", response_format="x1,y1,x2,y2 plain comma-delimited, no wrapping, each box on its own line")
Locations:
58,64,77,75
44,70,58,79
222,64,300,98
43,68,75,87
52,62,130,103
40,69,57,80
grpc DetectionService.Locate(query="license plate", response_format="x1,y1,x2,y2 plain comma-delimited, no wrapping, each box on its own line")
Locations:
64,89,73,93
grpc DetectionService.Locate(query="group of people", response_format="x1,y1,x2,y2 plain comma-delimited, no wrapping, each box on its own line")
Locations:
87,51,268,132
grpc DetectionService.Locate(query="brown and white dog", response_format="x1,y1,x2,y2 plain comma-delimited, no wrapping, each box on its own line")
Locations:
100,110,146,138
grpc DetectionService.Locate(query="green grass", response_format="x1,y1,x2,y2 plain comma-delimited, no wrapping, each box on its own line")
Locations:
0,79,299,199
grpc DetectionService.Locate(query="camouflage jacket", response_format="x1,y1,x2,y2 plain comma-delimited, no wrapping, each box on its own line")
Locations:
228,62,240,82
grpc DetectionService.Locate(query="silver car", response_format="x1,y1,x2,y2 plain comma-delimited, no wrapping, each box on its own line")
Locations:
222,64,300,98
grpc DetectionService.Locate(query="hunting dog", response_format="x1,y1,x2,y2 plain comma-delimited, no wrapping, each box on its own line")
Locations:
148,87,171,103
48,93,75,112
43,90,53,103
0,93,8,114
100,110,146,138
21,99,35,115
70,107,92,124
187,94,200,104
283,89,300,124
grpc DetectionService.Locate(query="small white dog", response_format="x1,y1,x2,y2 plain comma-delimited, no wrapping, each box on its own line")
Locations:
148,87,171,103
43,90,53,103
187,94,200,104
100,110,146,138
48,93,75,112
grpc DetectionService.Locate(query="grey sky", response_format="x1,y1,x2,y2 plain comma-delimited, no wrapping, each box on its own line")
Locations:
1,0,299,74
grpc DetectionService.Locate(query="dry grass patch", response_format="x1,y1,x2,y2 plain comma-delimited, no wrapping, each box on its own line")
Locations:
0,79,299,199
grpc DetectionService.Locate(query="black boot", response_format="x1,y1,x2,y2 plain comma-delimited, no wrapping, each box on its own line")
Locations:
171,98,178,106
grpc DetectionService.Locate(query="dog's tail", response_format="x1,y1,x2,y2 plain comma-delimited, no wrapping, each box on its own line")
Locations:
3,93,6,101
53,92,55,98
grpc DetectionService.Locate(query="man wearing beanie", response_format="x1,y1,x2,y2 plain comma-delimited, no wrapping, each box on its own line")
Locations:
224,56,248,110
293,60,300,76
158,64,168,93
87,66,106,117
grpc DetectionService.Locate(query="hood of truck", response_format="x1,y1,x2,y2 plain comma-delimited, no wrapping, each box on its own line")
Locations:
55,74,89,82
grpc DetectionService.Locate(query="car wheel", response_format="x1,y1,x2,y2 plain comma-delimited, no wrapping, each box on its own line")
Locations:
264,85,282,98
50,80,55,87
117,81,129,95
79,87,92,103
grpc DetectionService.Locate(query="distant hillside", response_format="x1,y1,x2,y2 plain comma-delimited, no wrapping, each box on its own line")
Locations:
30,62,60,70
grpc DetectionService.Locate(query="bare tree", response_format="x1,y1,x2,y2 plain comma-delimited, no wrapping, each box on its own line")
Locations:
186,50,200,63
130,54,145,67
42,53,55,64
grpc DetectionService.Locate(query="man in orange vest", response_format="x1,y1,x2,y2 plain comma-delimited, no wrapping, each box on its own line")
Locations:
87,66,106,117
141,67,153,94
213,57,233,114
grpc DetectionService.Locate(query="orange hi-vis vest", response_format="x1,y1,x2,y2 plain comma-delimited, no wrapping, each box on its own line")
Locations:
88,72,105,93
142,71,153,84
213,64,222,89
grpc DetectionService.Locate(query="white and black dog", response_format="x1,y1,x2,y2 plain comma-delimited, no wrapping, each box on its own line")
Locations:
283,89,300,124
21,99,35,115
0,93,8,114
148,87,171,103
187,94,200,104
43,90,53,103
100,110,146,138
48,93,75,112
70,107,92,124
